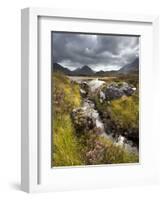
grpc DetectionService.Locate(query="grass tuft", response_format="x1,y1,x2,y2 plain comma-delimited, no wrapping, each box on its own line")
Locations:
52,72,84,166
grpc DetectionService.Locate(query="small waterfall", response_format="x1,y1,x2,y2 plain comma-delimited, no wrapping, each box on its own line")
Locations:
83,99,106,135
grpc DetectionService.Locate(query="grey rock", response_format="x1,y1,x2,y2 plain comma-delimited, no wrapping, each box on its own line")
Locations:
105,85,124,100
120,82,135,96
104,82,135,101
80,82,90,97
72,107,96,134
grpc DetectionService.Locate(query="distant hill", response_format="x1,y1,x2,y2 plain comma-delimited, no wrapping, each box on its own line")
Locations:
53,63,72,75
53,59,139,76
118,58,139,74
95,70,105,76
53,63,95,76
95,70,117,76
73,65,94,76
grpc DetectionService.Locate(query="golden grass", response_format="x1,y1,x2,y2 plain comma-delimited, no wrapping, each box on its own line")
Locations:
52,72,84,166
110,95,139,130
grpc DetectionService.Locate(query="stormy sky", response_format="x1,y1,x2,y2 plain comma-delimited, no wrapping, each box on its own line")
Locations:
52,32,139,71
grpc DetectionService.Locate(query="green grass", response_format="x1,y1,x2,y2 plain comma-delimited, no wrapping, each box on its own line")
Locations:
52,72,84,166
52,72,81,114
110,95,139,130
93,78,139,132
52,114,84,166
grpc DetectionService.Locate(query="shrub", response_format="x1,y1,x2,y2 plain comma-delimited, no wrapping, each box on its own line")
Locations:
78,131,138,165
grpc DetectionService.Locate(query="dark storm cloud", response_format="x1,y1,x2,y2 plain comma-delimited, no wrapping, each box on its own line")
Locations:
52,32,139,71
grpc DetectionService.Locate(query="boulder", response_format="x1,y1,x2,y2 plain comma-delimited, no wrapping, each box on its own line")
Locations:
105,85,124,100
71,107,96,134
120,82,135,96
71,99,105,135
104,82,136,101
80,82,90,97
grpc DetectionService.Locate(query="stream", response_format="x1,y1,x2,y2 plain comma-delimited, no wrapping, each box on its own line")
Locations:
70,77,138,155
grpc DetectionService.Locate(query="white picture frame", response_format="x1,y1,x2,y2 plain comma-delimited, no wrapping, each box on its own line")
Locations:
21,7,159,193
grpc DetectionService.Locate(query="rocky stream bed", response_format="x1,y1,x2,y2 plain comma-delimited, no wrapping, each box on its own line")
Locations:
70,77,139,155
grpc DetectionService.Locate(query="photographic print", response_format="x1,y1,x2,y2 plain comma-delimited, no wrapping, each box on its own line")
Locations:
51,32,139,167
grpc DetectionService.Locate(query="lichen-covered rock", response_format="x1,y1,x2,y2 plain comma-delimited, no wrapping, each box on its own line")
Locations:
105,85,124,100
104,82,136,101
71,99,106,135
120,82,136,96
71,107,96,134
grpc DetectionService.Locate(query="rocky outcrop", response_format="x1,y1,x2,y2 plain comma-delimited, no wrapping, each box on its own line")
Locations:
103,82,136,101
72,107,96,134
80,82,90,97
87,79,105,92
120,82,136,96
72,79,139,153
71,99,106,135
79,80,136,101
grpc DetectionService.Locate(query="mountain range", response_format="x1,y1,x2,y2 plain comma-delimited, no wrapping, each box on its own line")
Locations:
53,58,139,76
118,58,139,74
